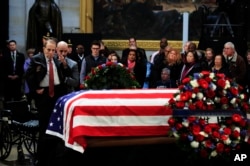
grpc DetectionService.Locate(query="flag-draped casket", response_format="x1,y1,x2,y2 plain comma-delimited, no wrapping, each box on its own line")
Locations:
46,89,177,153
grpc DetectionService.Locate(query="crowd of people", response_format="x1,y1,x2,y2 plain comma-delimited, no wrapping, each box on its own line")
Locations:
0,35,250,165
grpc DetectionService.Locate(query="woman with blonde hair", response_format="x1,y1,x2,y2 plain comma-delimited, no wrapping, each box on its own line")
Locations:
164,48,183,87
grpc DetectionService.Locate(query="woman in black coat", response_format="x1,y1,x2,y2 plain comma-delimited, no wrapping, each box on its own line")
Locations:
121,49,146,88
179,51,202,82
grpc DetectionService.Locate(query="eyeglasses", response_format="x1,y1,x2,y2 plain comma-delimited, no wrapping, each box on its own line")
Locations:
91,47,100,50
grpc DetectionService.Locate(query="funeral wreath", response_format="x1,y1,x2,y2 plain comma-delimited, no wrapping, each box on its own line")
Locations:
166,71,250,161
83,62,140,90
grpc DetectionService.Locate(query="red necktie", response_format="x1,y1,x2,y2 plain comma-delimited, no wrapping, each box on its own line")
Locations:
49,59,54,97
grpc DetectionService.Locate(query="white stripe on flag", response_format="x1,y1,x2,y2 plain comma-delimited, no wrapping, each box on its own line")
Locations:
84,89,178,94
73,115,171,127
71,98,171,106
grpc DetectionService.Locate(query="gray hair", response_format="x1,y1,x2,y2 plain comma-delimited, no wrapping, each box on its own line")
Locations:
224,42,235,50
224,41,238,56
161,67,170,74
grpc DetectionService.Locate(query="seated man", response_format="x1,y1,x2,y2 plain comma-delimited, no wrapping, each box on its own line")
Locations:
155,68,175,88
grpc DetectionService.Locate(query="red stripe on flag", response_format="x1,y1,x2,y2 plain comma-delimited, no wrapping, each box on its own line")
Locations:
73,106,173,116
64,89,176,124
81,91,175,99
72,126,170,137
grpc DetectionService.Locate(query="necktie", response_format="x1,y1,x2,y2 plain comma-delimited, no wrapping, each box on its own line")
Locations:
49,59,54,97
11,52,15,61
11,52,16,62
12,52,16,71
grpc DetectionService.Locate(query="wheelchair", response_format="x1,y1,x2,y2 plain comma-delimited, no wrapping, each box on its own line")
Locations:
0,99,39,162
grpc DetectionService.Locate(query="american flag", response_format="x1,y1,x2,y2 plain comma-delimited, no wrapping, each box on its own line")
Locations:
46,89,177,153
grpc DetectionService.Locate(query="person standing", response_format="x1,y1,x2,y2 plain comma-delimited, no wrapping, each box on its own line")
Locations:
179,51,201,82
201,47,215,71
223,42,246,87
150,37,168,64
180,41,191,63
23,48,36,107
210,54,229,76
69,44,85,73
56,41,79,93
3,40,25,101
121,37,147,63
121,49,146,88
150,45,172,88
79,40,106,87
99,40,110,58
66,39,73,57
25,39,68,166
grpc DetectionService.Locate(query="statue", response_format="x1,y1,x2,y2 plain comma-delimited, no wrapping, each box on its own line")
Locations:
26,0,62,51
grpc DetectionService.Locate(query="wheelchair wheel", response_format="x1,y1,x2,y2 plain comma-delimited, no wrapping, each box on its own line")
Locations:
23,131,38,156
0,121,12,160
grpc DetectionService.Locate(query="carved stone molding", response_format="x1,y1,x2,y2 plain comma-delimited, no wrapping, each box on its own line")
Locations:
103,40,199,51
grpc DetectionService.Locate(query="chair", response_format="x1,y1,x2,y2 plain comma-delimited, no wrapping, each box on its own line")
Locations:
0,109,12,160
0,99,39,162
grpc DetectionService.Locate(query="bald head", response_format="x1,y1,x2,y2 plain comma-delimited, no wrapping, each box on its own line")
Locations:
57,41,68,57
57,41,68,47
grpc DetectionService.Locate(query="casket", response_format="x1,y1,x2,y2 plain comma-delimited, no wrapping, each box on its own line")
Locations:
172,109,246,123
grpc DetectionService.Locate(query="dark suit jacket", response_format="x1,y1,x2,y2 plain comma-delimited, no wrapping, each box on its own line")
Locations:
68,53,85,72
25,53,65,96
63,57,79,93
2,50,25,100
3,51,25,79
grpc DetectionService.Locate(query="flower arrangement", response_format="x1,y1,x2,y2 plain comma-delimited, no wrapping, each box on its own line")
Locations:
166,71,250,162
83,62,141,89
168,114,250,160
167,71,250,113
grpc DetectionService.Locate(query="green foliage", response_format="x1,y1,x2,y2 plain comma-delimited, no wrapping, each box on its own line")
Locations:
84,62,141,90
